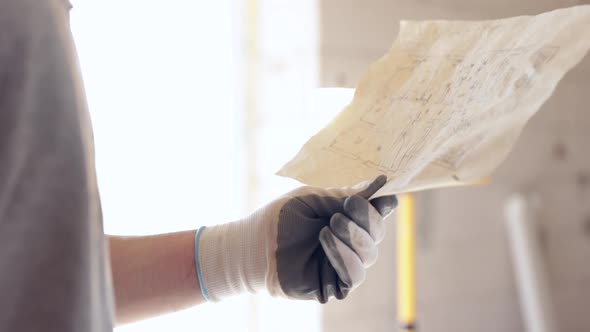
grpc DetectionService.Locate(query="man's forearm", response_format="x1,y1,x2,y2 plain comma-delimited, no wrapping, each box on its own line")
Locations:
108,231,205,325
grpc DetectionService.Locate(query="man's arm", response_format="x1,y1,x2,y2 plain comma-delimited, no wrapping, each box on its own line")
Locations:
109,231,205,325
108,176,397,325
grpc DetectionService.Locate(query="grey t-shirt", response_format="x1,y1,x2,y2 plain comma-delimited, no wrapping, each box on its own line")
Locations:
0,0,114,331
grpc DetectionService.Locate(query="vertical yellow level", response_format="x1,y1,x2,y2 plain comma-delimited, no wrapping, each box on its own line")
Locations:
397,193,416,332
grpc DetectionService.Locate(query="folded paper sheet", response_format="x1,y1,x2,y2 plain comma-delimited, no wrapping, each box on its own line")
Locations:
277,6,590,197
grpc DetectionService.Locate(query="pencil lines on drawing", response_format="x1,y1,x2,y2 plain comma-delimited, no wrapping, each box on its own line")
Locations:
322,43,560,176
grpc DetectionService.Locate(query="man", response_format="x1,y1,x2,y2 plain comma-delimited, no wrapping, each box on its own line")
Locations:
0,1,397,331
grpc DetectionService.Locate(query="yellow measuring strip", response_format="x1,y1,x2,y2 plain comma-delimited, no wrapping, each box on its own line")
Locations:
397,193,417,331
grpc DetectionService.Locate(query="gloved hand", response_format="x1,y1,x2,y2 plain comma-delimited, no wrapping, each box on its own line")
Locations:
195,175,397,303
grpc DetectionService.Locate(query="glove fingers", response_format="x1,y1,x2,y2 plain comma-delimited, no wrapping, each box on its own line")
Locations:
370,194,398,218
343,195,386,243
329,213,378,267
319,227,366,288
317,254,350,303
355,175,387,199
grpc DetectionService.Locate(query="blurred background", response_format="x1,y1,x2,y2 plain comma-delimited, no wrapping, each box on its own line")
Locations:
70,0,589,332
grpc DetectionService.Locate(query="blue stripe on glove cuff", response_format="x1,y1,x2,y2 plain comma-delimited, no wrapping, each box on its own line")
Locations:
194,226,210,301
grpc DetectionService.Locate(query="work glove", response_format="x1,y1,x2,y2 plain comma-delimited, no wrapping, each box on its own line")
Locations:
195,175,397,303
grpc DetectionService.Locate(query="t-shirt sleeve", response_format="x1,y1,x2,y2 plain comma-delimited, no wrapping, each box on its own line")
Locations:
0,1,114,331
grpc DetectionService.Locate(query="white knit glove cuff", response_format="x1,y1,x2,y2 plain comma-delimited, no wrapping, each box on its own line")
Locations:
194,211,276,302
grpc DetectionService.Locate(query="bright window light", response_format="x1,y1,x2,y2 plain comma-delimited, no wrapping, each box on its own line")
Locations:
69,1,346,331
